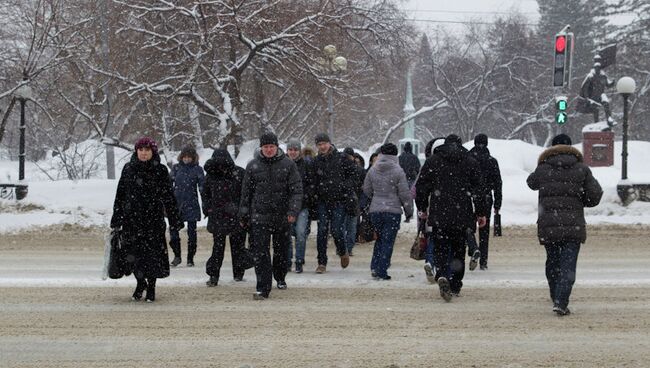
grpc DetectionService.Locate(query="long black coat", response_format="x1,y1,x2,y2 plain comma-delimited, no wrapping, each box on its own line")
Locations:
202,149,245,234
170,161,204,222
240,148,303,228
312,146,358,206
469,146,503,210
415,143,487,232
111,153,182,278
527,145,603,245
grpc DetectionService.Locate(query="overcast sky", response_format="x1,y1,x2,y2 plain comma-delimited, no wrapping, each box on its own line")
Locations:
399,0,541,33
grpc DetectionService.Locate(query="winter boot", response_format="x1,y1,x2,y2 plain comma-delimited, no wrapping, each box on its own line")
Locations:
423,263,435,284
145,278,156,302
171,257,182,267
437,277,452,302
469,250,481,271
295,261,304,274
277,280,287,290
132,278,147,301
206,276,219,287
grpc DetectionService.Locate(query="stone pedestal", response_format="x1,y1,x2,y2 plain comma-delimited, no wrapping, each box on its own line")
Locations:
583,131,614,167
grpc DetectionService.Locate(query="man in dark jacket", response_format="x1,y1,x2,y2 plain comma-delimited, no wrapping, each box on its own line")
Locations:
286,138,315,273
415,134,487,302
527,134,603,316
202,149,251,286
312,133,358,273
343,147,365,256
468,134,503,270
398,141,421,188
240,132,303,300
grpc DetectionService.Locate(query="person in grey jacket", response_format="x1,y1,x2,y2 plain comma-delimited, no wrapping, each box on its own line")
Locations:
527,134,603,316
362,143,414,280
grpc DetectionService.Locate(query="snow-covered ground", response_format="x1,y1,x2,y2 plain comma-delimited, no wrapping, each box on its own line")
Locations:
1,138,650,233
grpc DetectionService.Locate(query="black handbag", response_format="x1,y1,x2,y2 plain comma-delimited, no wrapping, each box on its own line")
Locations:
493,213,502,237
107,229,131,279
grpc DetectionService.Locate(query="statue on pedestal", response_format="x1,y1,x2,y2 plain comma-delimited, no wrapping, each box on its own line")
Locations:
577,45,617,131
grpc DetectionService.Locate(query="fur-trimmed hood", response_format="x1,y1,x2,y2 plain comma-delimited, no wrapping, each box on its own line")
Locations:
538,145,583,165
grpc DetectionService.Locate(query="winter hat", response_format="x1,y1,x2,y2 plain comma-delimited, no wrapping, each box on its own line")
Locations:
178,146,198,162
134,137,158,154
287,138,302,150
315,133,331,144
474,134,488,146
403,142,413,153
260,132,279,147
380,143,398,156
343,147,355,157
552,133,572,146
444,134,462,145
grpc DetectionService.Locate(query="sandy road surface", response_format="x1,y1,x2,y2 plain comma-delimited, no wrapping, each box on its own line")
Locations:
1,225,649,367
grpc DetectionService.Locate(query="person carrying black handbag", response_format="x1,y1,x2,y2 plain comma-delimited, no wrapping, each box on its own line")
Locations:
111,137,183,303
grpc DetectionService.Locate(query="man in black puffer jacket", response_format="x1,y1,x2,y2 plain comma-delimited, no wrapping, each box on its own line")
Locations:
468,134,503,270
240,132,303,300
415,134,487,302
202,148,251,287
312,133,358,273
527,134,602,316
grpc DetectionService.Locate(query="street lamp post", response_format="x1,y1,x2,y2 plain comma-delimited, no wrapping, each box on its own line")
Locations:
616,77,636,180
14,82,33,181
615,76,636,205
322,45,347,142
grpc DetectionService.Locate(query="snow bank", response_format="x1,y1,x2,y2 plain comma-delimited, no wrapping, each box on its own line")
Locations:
1,138,650,233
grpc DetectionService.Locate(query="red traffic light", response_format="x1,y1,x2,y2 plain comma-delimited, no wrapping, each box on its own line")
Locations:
555,36,566,53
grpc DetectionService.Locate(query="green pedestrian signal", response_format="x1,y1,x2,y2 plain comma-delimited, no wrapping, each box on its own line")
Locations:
555,96,568,125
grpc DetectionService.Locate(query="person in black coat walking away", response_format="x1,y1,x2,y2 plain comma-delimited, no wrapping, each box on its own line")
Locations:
169,147,205,267
111,137,183,303
202,148,252,286
398,142,421,188
527,134,603,316
240,132,303,300
415,134,487,302
467,134,502,271
312,133,358,273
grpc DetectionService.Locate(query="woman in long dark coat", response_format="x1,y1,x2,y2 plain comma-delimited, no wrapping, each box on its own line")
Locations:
201,148,251,286
169,146,205,267
111,137,183,302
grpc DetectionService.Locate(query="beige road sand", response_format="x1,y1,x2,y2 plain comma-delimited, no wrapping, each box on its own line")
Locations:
1,225,649,367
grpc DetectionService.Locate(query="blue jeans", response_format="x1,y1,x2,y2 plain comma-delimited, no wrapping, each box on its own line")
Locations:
316,203,347,266
288,208,310,264
545,242,581,309
369,212,401,278
344,215,358,254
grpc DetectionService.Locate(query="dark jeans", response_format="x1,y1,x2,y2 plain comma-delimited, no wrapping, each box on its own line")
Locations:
369,212,401,278
169,221,197,260
545,242,581,309
479,213,492,266
433,229,466,293
316,203,347,266
250,223,290,296
205,226,249,280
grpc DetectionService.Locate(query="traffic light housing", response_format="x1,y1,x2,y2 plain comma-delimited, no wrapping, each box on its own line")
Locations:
555,96,568,125
553,33,574,88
